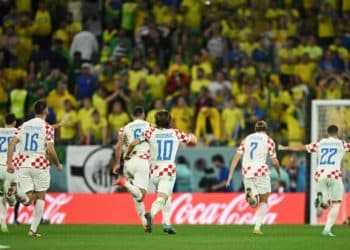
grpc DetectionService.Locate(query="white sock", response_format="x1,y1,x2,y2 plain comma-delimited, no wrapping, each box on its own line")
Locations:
254,202,268,230
324,203,340,232
0,197,7,228
151,197,166,218
133,198,147,225
162,197,172,225
30,199,45,233
124,181,142,201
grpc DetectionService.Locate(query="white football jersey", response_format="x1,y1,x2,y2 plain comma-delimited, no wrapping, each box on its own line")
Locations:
0,127,18,164
119,119,151,157
14,118,54,157
237,132,276,178
144,127,190,177
306,137,350,181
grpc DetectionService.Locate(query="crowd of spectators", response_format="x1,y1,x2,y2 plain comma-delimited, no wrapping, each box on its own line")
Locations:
0,0,350,148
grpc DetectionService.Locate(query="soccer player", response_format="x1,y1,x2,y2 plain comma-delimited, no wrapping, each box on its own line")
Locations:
226,120,280,235
112,106,151,229
6,100,62,237
125,110,197,233
279,125,348,237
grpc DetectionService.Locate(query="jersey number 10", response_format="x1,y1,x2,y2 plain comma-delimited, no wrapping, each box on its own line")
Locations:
156,140,173,161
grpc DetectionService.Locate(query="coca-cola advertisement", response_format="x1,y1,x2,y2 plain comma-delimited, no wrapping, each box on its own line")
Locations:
6,192,309,224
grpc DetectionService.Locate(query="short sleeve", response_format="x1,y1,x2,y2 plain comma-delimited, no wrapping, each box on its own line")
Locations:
268,137,277,159
144,127,155,141
174,129,190,143
237,140,245,154
45,124,55,143
306,141,319,153
343,140,350,152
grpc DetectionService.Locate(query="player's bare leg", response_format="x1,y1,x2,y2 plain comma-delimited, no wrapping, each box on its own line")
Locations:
113,177,143,201
133,188,147,230
145,192,167,233
253,193,269,235
322,200,340,237
245,188,258,208
162,197,176,234
28,191,46,237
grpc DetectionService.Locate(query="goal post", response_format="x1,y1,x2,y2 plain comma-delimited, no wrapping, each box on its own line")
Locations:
310,100,350,225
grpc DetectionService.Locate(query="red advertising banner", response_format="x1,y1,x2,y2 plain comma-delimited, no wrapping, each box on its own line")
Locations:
317,193,350,224
6,192,307,224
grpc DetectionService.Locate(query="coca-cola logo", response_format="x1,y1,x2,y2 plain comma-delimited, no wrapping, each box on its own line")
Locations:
170,193,285,225
7,193,73,224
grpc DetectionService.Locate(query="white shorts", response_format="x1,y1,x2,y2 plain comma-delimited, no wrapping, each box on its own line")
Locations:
19,167,50,193
0,164,18,190
317,178,344,201
124,157,149,191
244,175,271,196
151,175,176,197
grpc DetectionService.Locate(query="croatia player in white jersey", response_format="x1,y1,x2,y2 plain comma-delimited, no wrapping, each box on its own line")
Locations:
112,106,151,229
279,125,349,236
6,100,62,237
125,110,197,233
226,121,280,235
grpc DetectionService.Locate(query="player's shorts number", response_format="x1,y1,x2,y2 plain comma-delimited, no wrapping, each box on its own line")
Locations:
250,142,258,160
156,140,173,161
320,148,337,165
0,136,13,152
24,133,39,152
133,128,142,140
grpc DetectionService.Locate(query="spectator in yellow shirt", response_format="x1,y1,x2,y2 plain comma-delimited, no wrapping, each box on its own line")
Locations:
47,83,77,115
77,97,94,144
92,86,118,118
190,67,210,96
128,60,148,91
294,54,316,85
170,96,194,133
317,3,336,47
278,38,298,88
146,99,164,126
108,101,129,140
57,99,78,144
32,1,52,50
146,64,166,99
221,97,245,146
87,110,108,145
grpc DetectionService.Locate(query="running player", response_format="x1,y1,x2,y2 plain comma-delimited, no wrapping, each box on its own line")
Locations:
279,125,348,236
226,120,280,235
6,100,62,237
112,106,151,229
125,110,197,233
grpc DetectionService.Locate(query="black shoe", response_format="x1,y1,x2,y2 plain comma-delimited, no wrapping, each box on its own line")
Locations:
163,224,176,235
144,213,152,233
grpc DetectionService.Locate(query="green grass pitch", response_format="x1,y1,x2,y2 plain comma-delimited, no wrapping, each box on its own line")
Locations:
1,225,349,250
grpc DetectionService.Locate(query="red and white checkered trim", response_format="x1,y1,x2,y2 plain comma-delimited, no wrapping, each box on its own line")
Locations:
150,164,176,177
306,141,319,153
12,154,29,169
242,166,252,177
14,127,21,137
237,141,245,154
31,156,50,170
343,140,350,152
253,165,269,177
174,129,189,143
315,169,342,181
144,127,156,141
45,123,55,142
267,137,276,158
139,149,150,160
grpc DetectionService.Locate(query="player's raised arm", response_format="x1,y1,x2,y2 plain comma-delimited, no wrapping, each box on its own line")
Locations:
186,133,197,145
6,136,19,173
113,130,126,174
278,144,307,151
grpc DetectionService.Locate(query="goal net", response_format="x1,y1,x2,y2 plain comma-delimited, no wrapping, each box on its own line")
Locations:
310,100,350,225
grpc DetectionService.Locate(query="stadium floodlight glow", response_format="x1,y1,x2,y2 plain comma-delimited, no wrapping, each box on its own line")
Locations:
310,100,350,225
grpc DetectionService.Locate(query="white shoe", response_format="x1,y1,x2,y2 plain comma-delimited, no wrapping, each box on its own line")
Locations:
253,228,263,235
1,225,8,233
322,230,336,237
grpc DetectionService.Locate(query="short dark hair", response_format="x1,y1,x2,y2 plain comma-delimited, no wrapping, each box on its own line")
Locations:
255,120,267,132
5,113,16,125
155,110,171,128
212,154,224,164
133,106,144,117
327,125,338,135
34,99,47,115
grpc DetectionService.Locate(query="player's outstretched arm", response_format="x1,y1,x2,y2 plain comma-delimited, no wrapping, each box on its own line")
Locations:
271,158,281,178
52,115,69,129
47,142,62,171
6,137,19,173
124,139,141,160
226,153,241,187
278,144,307,152
113,133,125,174
187,133,198,145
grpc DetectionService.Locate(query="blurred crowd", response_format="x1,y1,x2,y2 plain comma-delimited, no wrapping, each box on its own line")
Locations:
0,0,350,148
